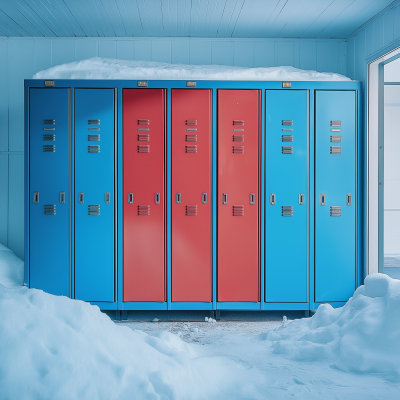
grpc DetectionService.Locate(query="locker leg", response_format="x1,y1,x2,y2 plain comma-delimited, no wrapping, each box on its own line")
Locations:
209,310,214,319
215,310,221,321
115,310,128,321
305,310,310,318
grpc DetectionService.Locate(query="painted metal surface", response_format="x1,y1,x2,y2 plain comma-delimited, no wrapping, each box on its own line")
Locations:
171,89,212,302
217,89,260,302
265,90,308,303
74,88,115,302
29,88,70,296
315,90,356,302
123,89,166,302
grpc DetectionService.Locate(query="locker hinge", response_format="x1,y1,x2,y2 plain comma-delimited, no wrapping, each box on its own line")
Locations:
270,193,275,205
282,206,293,217
44,204,56,215
299,193,304,205
186,205,197,216
59,192,65,204
33,192,39,204
250,193,255,205
128,193,134,204
155,193,160,204
138,205,150,216
232,205,244,216
346,194,352,206
88,205,100,216
320,193,325,206
202,193,207,204
176,193,181,204
222,193,228,205
105,192,110,204
330,206,341,217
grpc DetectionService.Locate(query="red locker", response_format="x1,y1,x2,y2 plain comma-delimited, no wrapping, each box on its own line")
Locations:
123,89,166,302
217,90,260,302
171,89,212,302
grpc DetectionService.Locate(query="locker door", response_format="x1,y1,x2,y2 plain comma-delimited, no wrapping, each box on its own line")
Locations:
29,88,70,296
171,89,212,302
75,89,115,302
315,91,356,302
218,90,260,302
265,90,308,302
123,89,165,302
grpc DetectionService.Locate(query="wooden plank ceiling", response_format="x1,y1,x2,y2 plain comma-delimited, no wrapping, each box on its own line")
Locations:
0,0,395,38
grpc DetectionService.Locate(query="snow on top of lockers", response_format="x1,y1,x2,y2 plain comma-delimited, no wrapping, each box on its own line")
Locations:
33,57,352,81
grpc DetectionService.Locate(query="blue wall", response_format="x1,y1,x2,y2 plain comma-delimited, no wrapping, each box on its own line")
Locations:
0,36,347,258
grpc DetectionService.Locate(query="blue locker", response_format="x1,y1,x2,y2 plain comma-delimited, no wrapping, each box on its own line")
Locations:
29,88,70,296
74,89,115,302
265,90,308,302
315,91,356,302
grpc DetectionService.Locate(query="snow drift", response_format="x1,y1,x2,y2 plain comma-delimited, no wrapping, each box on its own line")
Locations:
32,57,352,82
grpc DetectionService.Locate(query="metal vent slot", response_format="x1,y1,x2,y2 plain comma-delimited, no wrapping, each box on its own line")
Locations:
282,120,293,126
282,146,293,154
282,135,293,142
138,134,150,141
88,134,100,141
331,128,341,132
88,120,100,125
233,120,244,126
330,121,341,126
186,145,197,153
233,135,244,142
44,204,56,215
88,127,100,131
330,206,341,217
138,128,150,131
233,129,244,132
186,120,197,126
88,205,100,216
330,136,342,143
186,205,197,216
232,205,244,216
282,128,293,132
186,128,197,131
330,146,342,154
43,134,55,141
43,119,55,125
138,119,150,125
138,205,150,216
138,145,150,153
43,127,55,131
43,145,55,153
282,206,293,217
233,146,244,154
88,145,100,153
186,135,197,142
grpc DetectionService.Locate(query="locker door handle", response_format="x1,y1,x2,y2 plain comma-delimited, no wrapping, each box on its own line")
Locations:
105,192,110,204
250,193,255,205
270,193,275,205
346,193,352,206
202,193,207,204
59,192,65,204
222,193,228,205
155,192,160,204
176,193,181,204
320,193,325,206
79,192,84,204
128,193,134,204
33,192,39,204
299,193,304,205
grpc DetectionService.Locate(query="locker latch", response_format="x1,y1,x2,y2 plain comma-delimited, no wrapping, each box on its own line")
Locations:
299,193,304,205
346,193,352,206
128,193,134,204
33,192,39,204
176,193,181,204
250,193,255,205
270,193,275,205
105,192,110,204
79,192,84,204
202,193,207,204
155,192,160,204
222,193,228,205
320,193,325,206
59,192,65,204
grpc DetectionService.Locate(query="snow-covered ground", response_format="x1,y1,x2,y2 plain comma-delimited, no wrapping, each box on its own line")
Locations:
1,244,399,399
32,57,352,81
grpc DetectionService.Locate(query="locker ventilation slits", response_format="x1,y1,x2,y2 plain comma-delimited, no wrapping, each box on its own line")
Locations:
43,119,55,125
138,205,150,216
282,146,293,154
186,205,198,216
138,145,150,153
331,128,341,132
88,205,100,216
88,120,100,125
282,135,293,142
43,134,55,141
233,146,244,154
43,127,55,131
233,129,244,132
232,205,244,216
186,135,197,142
88,127,100,131
138,128,150,131
88,135,100,141
233,135,244,142
138,119,150,125
44,205,56,215
330,206,341,217
186,145,197,153
282,206,293,217
233,120,244,126
43,145,55,153
186,120,197,126
88,145,100,153
138,134,150,141
282,120,293,126
330,136,342,143
330,146,342,154
330,121,341,126
282,128,293,132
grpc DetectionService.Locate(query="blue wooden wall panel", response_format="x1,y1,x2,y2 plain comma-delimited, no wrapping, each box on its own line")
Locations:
116,41,135,60
134,40,152,61
212,41,233,65
98,40,117,58
152,40,171,63
317,41,338,73
299,42,317,71
172,40,190,64
52,39,75,66
276,42,294,67
347,37,355,79
254,42,275,68
0,154,8,246
395,6,400,41
233,42,254,67
189,41,211,65
373,16,384,55
338,41,347,76
33,40,52,75
0,40,8,151
365,24,374,58
383,10,394,47
75,39,98,61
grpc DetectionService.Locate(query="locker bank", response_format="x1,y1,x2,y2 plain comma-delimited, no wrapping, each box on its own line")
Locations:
24,79,362,313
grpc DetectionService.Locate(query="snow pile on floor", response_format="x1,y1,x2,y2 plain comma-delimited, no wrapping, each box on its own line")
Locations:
33,57,351,81
0,243,24,288
262,273,400,382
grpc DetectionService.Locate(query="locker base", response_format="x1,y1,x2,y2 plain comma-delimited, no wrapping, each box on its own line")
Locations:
122,302,168,310
89,302,118,310
170,302,213,311
115,310,128,320
262,303,309,311
217,302,261,310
